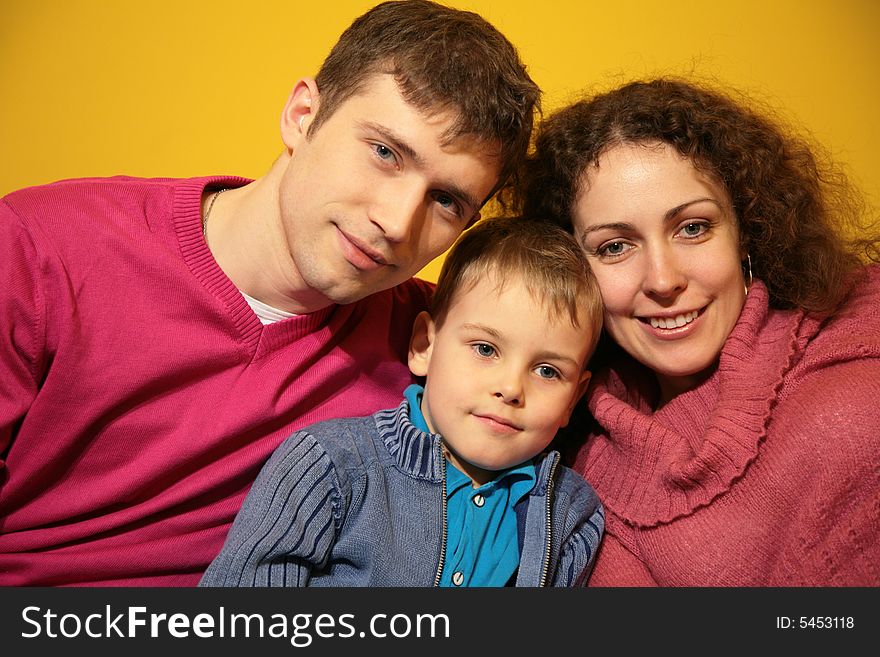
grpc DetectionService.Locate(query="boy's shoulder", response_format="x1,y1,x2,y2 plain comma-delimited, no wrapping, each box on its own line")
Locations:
293,412,383,460
549,457,602,514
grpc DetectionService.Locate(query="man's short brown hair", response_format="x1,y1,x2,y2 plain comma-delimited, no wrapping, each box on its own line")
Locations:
312,0,540,199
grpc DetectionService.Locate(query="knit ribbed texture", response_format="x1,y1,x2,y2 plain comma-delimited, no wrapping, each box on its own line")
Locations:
577,268,880,585
200,399,605,587
0,176,432,586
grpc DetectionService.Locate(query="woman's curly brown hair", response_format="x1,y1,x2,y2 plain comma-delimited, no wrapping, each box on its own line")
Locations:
519,78,879,313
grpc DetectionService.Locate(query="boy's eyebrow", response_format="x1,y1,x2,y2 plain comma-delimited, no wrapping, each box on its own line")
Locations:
359,121,481,214
461,322,502,338
533,350,581,369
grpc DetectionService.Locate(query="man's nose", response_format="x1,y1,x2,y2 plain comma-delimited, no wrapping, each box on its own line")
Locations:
370,180,425,244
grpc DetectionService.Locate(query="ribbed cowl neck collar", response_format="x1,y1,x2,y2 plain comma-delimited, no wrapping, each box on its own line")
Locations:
576,280,822,527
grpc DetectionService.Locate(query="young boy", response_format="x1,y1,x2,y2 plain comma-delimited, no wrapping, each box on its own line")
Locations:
199,218,605,587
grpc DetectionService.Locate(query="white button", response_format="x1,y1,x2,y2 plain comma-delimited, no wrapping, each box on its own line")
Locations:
473,494,485,507
452,571,464,586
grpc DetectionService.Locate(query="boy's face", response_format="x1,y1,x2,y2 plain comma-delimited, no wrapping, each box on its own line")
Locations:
277,73,502,308
409,273,594,486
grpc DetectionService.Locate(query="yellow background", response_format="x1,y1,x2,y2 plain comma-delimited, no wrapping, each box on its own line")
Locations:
2,0,878,282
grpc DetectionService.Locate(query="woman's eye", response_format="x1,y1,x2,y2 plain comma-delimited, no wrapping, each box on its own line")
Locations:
472,343,496,358
535,365,560,380
680,222,708,238
595,241,632,258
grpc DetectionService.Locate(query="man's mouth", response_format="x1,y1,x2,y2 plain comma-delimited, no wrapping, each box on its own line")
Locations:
336,227,390,270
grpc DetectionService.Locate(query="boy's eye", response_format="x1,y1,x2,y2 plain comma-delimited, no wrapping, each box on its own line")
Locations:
472,343,496,358
535,365,560,380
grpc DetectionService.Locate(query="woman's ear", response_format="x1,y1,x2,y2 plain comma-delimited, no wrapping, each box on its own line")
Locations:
408,311,436,377
280,77,320,151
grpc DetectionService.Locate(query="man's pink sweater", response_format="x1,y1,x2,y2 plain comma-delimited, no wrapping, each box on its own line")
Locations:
0,176,431,586
576,267,880,586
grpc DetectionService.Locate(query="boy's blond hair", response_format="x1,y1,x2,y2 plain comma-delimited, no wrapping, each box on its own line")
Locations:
431,217,603,357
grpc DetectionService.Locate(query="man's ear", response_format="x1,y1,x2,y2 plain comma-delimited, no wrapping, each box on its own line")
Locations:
280,77,320,151
408,311,436,377
560,370,592,428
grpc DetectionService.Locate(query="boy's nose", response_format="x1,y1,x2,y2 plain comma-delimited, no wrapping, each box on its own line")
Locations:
494,378,523,406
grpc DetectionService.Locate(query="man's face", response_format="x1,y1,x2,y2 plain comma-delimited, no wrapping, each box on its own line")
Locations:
278,74,502,308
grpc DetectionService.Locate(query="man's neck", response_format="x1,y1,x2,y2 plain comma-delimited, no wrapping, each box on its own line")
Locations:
204,155,333,315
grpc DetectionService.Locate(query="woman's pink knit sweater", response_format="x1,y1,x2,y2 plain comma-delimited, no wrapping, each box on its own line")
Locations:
576,267,880,586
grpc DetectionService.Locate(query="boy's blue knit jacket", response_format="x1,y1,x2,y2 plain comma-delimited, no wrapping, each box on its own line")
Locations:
199,398,605,587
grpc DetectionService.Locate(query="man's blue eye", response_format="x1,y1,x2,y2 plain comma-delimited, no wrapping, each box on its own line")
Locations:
435,193,462,217
375,144,394,160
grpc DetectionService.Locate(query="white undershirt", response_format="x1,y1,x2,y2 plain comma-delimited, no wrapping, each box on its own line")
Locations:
241,291,297,325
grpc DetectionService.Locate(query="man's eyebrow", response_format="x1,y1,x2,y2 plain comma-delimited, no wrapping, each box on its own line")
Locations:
362,121,423,165
360,121,481,214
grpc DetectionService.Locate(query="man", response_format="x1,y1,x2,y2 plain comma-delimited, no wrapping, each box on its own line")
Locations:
0,0,539,586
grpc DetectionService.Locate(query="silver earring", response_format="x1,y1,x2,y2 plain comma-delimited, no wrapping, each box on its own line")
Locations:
743,254,753,296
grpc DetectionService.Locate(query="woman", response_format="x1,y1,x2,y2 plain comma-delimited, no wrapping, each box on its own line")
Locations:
522,79,880,586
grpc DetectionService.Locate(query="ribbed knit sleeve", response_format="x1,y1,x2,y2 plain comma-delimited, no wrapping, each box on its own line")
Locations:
552,497,605,587
199,431,344,587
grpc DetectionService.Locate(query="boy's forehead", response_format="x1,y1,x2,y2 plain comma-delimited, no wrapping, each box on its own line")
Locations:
443,272,595,360
452,269,585,325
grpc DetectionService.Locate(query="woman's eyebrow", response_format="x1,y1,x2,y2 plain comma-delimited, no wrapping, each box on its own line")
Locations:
663,197,722,222
579,197,724,237
579,221,634,236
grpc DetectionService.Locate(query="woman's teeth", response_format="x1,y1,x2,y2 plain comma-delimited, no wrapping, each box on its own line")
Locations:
649,310,699,329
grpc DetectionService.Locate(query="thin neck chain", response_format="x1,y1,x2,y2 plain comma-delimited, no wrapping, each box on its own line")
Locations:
202,188,228,239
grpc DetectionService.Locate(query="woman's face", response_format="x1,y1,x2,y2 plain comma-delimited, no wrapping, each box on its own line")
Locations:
572,141,746,402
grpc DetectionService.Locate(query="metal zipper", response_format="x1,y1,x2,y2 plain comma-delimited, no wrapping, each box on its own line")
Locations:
433,450,448,586
538,454,560,587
